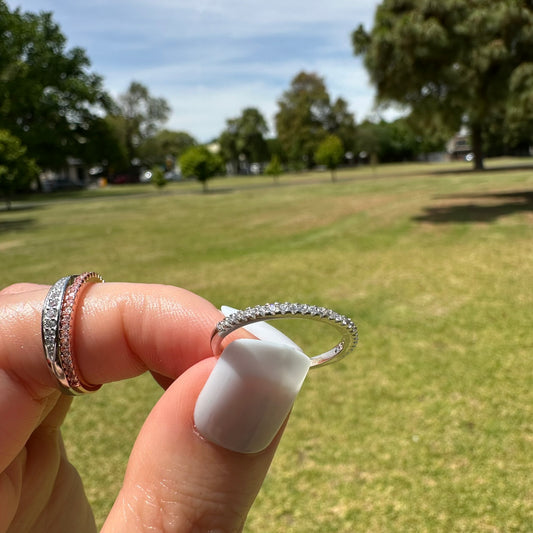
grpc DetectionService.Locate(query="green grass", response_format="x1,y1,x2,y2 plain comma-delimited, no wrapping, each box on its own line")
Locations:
1,159,532,531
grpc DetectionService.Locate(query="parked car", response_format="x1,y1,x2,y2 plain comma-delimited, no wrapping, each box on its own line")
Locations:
44,178,84,192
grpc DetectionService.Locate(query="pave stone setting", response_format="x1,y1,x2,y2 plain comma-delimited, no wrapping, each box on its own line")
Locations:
213,302,358,367
42,276,71,385
42,272,104,395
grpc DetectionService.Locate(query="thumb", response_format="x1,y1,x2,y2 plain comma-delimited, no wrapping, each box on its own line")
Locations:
102,339,310,532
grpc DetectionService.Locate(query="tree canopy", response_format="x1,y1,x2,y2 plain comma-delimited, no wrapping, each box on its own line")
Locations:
180,146,224,193
315,134,344,181
353,0,533,169
109,81,171,166
0,2,111,173
264,155,283,183
0,130,38,209
138,129,197,169
275,72,356,169
218,107,269,174
356,117,446,164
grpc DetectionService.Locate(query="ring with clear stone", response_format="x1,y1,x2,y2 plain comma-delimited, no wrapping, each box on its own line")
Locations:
41,272,104,395
210,302,358,367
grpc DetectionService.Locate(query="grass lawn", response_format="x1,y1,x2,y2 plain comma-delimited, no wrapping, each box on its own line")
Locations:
1,159,532,531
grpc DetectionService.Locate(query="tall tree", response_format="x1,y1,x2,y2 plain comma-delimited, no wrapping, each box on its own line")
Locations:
327,97,357,155
218,124,240,175
275,72,356,169
236,107,269,163
275,72,331,169
218,108,269,174
353,0,533,170
0,3,111,175
111,81,171,165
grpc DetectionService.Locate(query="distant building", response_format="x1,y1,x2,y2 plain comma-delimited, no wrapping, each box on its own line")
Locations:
447,133,471,160
40,157,87,192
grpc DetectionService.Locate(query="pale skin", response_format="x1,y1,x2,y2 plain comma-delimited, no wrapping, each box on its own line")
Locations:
0,282,283,533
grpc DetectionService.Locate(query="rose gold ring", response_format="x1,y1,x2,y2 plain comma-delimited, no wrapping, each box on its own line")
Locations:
42,272,104,395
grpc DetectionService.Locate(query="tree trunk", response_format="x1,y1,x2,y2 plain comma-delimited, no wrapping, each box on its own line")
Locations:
34,173,43,192
471,124,484,170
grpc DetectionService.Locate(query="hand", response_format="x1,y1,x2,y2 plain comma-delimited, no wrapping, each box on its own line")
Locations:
0,282,308,532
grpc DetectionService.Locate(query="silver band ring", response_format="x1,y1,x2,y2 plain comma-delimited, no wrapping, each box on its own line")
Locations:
42,275,72,391
42,272,104,395
211,302,358,367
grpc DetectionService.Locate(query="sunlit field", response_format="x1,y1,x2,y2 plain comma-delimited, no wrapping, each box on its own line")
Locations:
1,159,532,531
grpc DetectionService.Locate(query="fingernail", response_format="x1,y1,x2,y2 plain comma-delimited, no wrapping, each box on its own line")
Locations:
220,305,303,351
194,339,311,453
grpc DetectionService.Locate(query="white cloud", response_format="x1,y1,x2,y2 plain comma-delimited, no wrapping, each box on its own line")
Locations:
8,0,382,141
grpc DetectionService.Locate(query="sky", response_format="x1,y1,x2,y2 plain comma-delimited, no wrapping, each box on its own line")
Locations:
7,0,386,142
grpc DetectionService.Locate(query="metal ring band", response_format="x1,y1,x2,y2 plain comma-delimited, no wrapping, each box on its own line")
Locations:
42,272,104,395
210,302,358,368
42,275,73,391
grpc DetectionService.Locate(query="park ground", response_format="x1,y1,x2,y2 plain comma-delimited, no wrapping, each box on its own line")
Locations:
1,159,532,531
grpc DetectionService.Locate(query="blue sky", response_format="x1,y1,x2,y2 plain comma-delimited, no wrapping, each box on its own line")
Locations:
8,0,386,142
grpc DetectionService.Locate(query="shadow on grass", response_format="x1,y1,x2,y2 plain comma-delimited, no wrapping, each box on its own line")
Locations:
0,204,43,233
414,190,533,224
0,203,44,213
0,218,36,233
430,164,533,176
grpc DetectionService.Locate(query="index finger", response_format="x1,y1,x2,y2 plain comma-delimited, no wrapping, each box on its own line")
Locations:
0,282,223,395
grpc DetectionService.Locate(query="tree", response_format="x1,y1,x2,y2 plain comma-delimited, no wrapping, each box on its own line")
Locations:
275,72,356,169
0,130,38,209
237,108,269,164
353,0,533,170
354,120,378,166
179,146,224,193
275,72,331,169
0,4,112,178
266,138,288,165
111,82,171,166
218,121,240,175
315,135,344,181
150,165,166,189
79,117,129,175
138,129,197,169
327,97,357,156
219,108,269,174
355,118,446,164
264,155,283,184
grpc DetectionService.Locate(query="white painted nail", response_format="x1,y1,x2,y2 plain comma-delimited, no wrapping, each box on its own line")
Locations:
194,338,311,454
220,305,303,351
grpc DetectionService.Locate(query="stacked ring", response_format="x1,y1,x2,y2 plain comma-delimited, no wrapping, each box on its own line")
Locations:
42,272,104,395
